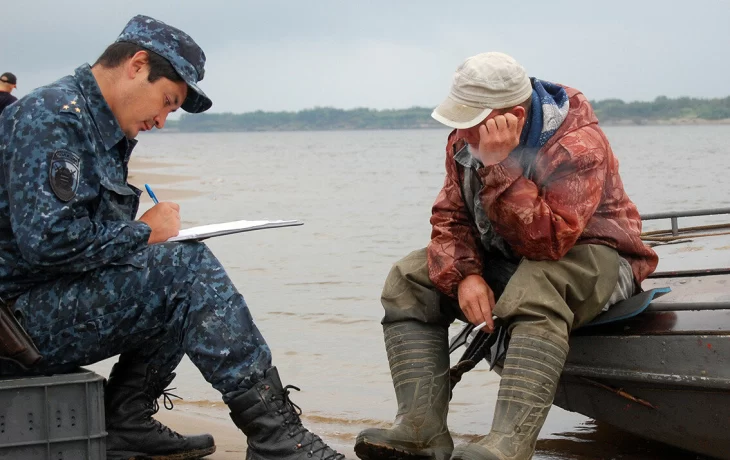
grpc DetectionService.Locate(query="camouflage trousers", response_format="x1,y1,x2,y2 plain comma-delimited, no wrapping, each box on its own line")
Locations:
1,242,272,402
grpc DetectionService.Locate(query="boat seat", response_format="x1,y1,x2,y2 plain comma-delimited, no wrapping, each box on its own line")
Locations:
583,287,671,327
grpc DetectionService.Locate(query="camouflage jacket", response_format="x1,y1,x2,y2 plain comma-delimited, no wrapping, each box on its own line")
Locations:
427,86,659,297
0,64,151,300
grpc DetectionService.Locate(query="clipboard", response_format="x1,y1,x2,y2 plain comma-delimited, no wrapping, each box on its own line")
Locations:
166,219,303,242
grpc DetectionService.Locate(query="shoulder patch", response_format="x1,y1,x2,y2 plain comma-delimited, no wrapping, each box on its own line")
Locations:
49,150,81,201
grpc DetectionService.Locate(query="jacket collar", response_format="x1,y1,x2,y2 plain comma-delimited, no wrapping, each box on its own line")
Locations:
74,64,126,152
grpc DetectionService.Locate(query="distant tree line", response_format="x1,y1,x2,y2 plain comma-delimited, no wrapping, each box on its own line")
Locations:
172,107,441,132
170,96,730,132
592,96,730,122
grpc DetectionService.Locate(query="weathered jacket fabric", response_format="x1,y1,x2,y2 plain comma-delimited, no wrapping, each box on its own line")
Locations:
427,86,659,297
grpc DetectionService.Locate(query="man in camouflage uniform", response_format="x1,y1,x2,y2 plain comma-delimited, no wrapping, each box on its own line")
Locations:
354,53,658,460
0,15,349,460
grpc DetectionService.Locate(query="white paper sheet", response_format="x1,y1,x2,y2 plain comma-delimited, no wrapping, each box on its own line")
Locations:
166,219,303,242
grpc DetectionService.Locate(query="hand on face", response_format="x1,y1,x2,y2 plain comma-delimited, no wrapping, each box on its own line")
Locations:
472,112,526,166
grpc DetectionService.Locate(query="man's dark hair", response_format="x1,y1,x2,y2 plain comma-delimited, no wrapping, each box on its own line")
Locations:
93,42,183,83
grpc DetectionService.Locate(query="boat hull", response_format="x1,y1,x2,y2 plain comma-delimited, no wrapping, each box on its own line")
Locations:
555,310,730,459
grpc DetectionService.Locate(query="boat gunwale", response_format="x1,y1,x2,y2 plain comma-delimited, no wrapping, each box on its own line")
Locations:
562,364,730,389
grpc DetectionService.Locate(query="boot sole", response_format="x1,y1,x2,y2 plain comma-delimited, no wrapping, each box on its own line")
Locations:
354,436,449,460
108,445,217,460
451,444,508,460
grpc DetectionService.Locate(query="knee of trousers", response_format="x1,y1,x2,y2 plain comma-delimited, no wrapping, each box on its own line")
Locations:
494,245,620,341
146,242,237,304
151,242,223,275
494,259,574,341
380,249,453,327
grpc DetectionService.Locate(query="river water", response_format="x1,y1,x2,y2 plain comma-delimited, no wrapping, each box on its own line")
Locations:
90,124,730,459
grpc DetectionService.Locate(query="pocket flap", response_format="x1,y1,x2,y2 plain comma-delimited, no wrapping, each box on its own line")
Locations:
99,176,137,196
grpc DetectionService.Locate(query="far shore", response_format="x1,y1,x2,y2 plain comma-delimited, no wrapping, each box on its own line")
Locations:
600,117,730,126
159,117,730,134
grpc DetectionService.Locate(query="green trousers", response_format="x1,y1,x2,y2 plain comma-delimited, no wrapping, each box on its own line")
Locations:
381,244,621,341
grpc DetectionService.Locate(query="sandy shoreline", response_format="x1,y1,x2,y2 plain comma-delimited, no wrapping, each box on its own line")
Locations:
156,411,246,459
155,409,358,459
128,156,204,202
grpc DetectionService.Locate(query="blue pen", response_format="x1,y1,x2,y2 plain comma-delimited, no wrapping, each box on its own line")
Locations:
144,184,159,204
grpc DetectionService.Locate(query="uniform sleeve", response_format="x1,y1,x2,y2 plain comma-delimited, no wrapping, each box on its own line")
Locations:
3,100,151,273
427,135,483,297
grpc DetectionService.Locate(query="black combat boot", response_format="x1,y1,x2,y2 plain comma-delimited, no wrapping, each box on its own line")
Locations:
354,321,453,460
228,366,351,460
105,362,216,460
450,331,569,460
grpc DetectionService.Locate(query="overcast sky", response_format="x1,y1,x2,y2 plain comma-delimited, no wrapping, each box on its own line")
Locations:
1,0,728,114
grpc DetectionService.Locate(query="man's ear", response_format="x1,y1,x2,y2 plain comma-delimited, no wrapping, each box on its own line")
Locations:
126,50,150,79
509,106,526,119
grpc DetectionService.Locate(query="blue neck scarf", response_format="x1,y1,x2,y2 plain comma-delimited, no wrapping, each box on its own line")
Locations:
520,78,569,149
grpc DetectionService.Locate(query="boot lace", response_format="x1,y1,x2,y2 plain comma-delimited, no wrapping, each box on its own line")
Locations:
153,386,182,413
272,385,345,460
146,376,184,439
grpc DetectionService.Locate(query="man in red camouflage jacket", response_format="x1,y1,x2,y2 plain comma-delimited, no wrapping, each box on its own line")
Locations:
355,52,658,460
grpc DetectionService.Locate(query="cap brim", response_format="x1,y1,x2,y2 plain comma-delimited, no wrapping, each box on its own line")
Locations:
431,97,492,129
181,80,212,114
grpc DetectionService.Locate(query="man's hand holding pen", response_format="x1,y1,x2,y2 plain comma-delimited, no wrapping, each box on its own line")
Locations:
139,184,181,244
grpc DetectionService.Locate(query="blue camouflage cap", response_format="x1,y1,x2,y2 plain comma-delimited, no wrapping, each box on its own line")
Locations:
115,15,212,113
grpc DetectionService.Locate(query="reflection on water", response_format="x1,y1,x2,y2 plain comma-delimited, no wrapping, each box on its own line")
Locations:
90,125,730,459
538,421,710,459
